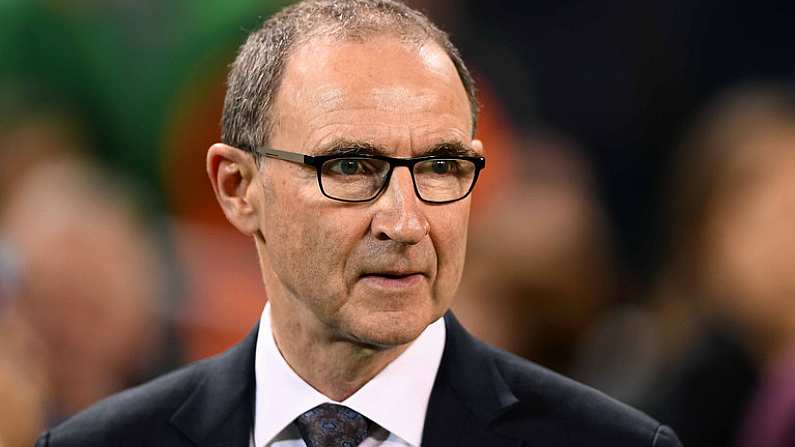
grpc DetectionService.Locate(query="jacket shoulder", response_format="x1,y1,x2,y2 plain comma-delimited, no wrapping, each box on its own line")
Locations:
486,344,681,446
37,357,213,447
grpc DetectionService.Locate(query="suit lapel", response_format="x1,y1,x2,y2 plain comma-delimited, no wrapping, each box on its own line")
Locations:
170,325,259,447
164,314,525,446
422,313,524,447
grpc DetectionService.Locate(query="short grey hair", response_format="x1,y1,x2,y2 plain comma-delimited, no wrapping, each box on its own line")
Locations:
221,0,478,153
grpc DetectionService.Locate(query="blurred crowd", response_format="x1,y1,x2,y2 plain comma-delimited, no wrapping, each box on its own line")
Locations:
1,1,794,447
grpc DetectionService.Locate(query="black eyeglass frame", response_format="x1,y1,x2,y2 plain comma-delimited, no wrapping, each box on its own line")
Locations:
250,147,486,204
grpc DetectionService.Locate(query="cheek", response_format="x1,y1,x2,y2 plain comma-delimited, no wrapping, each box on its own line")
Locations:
260,177,328,284
431,204,470,285
262,179,370,295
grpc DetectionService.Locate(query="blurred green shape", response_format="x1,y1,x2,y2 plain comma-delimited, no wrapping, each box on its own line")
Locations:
0,0,288,208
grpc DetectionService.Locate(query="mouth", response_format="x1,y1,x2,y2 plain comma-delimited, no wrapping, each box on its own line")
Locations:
359,271,425,289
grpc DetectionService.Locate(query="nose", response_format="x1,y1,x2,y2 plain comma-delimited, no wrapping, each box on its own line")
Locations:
370,167,430,244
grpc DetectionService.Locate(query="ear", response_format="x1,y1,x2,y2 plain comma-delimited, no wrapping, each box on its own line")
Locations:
206,143,260,236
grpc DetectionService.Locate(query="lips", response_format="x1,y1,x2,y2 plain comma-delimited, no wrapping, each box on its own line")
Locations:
362,271,421,278
358,270,425,289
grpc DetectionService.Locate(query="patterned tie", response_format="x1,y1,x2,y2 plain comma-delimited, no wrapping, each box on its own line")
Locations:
295,403,370,447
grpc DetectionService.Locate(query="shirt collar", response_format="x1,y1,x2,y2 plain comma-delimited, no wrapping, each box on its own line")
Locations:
253,302,446,447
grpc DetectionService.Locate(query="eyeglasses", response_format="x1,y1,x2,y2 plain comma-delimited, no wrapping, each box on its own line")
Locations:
251,147,486,204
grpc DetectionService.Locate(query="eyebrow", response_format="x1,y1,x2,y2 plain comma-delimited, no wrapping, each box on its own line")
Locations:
423,141,480,157
316,139,479,158
319,140,389,156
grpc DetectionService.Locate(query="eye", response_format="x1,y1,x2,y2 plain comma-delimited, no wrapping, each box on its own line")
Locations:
324,158,387,177
431,160,454,174
327,159,365,175
339,159,361,175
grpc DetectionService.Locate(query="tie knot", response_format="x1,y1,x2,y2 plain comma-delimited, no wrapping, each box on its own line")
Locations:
295,403,370,447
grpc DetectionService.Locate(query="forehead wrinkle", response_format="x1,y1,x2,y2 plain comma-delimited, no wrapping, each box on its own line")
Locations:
314,87,347,109
303,90,444,119
299,113,471,154
301,122,374,151
277,86,345,128
305,122,467,157
410,118,471,135
410,125,472,150
303,107,470,136
368,86,438,113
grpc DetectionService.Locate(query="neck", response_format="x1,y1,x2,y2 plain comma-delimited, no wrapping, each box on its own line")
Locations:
269,299,411,402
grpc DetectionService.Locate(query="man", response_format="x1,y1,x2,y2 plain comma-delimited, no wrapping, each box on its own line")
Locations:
36,1,682,446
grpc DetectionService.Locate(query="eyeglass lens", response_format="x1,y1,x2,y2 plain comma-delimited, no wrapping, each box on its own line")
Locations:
319,157,477,202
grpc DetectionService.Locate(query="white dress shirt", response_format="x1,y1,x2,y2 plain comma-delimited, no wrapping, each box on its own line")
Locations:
251,303,446,447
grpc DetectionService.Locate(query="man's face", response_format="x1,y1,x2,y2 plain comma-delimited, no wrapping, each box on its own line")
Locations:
254,35,480,348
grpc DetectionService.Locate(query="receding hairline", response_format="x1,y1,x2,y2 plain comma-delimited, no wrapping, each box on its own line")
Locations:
268,33,474,137
221,0,479,152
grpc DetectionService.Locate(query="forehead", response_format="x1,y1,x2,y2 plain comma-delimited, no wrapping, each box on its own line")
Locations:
270,35,473,153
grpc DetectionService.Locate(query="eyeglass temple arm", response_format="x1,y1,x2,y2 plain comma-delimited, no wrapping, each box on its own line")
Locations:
256,148,316,165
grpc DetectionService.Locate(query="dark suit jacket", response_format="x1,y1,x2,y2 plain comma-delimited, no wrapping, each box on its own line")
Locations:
36,313,682,446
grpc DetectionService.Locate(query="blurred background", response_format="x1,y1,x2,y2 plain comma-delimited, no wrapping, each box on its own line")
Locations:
1,1,794,446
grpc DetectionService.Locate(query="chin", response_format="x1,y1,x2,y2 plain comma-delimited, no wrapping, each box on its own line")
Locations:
342,307,439,349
